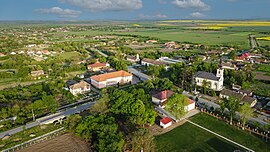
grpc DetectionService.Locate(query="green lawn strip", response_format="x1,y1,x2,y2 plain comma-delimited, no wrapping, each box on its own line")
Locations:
0,124,63,150
155,123,242,152
190,113,270,152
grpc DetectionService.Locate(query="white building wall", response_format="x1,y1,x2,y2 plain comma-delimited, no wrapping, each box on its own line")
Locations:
141,61,154,66
184,102,195,112
195,77,223,91
152,97,166,105
160,121,172,128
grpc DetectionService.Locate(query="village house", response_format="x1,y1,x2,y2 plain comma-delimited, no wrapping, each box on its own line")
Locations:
160,117,172,128
36,51,43,57
195,67,224,91
87,62,110,72
27,50,35,56
69,80,91,96
181,44,190,51
185,99,196,112
151,90,196,111
141,58,165,66
30,70,45,79
146,40,158,43
207,50,224,56
222,62,238,70
158,57,182,64
127,54,140,63
10,52,16,55
90,70,133,89
42,50,50,55
164,41,177,49
220,89,257,107
18,50,25,54
141,58,170,70
152,90,174,107
0,53,6,57
236,53,250,62
232,84,253,96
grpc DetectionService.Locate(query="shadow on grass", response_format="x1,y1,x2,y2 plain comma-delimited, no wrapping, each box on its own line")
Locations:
208,137,242,152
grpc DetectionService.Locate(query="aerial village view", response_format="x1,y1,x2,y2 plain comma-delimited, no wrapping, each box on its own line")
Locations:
0,0,270,152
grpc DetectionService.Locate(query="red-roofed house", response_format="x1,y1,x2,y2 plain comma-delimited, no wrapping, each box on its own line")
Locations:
160,117,172,128
236,53,251,62
87,62,110,72
185,99,196,112
42,50,50,55
152,90,174,106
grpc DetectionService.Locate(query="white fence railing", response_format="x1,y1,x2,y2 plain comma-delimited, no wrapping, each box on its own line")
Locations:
2,127,65,152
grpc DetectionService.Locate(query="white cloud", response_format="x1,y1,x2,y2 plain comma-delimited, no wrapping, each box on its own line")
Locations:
36,7,81,18
173,0,210,11
139,14,168,19
59,0,143,11
190,12,204,18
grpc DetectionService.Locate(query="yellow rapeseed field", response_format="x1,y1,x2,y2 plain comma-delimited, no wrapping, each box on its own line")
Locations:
257,37,270,41
132,24,141,27
194,26,225,30
160,20,270,27
157,23,175,26
202,22,270,27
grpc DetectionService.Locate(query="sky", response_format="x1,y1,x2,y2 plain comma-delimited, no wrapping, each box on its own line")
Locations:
0,0,269,20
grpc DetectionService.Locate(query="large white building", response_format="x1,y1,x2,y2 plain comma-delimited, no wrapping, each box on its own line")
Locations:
90,70,133,89
195,68,224,91
158,57,182,64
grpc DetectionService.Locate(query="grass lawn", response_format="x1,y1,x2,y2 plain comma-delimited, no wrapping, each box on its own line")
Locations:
155,122,242,152
190,113,270,152
58,52,81,60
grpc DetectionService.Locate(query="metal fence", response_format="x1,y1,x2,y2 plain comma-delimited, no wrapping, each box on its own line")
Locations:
2,127,66,152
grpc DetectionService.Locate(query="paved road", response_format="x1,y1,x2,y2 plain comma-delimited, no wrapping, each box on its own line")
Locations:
0,102,96,139
128,66,152,81
183,91,267,126
91,48,108,58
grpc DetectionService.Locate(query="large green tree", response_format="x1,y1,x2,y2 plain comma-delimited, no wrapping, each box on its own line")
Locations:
239,103,253,130
131,128,155,152
109,90,156,126
221,97,240,125
165,94,190,120
76,115,124,151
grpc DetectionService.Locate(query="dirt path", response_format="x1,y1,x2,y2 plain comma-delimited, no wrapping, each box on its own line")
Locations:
18,133,90,152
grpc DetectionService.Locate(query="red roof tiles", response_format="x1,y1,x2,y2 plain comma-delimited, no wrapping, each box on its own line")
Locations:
153,90,174,100
160,117,172,125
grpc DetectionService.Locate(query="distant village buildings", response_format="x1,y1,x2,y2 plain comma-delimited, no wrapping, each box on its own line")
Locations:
127,54,140,63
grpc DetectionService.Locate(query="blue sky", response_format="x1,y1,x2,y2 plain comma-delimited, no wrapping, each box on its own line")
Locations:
0,0,269,20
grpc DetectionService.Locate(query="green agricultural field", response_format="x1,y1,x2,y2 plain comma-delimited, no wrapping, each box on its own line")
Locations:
155,122,242,152
190,113,270,152
119,29,249,47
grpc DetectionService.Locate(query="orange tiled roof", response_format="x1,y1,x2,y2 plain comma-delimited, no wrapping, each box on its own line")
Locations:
91,70,132,82
88,62,108,68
